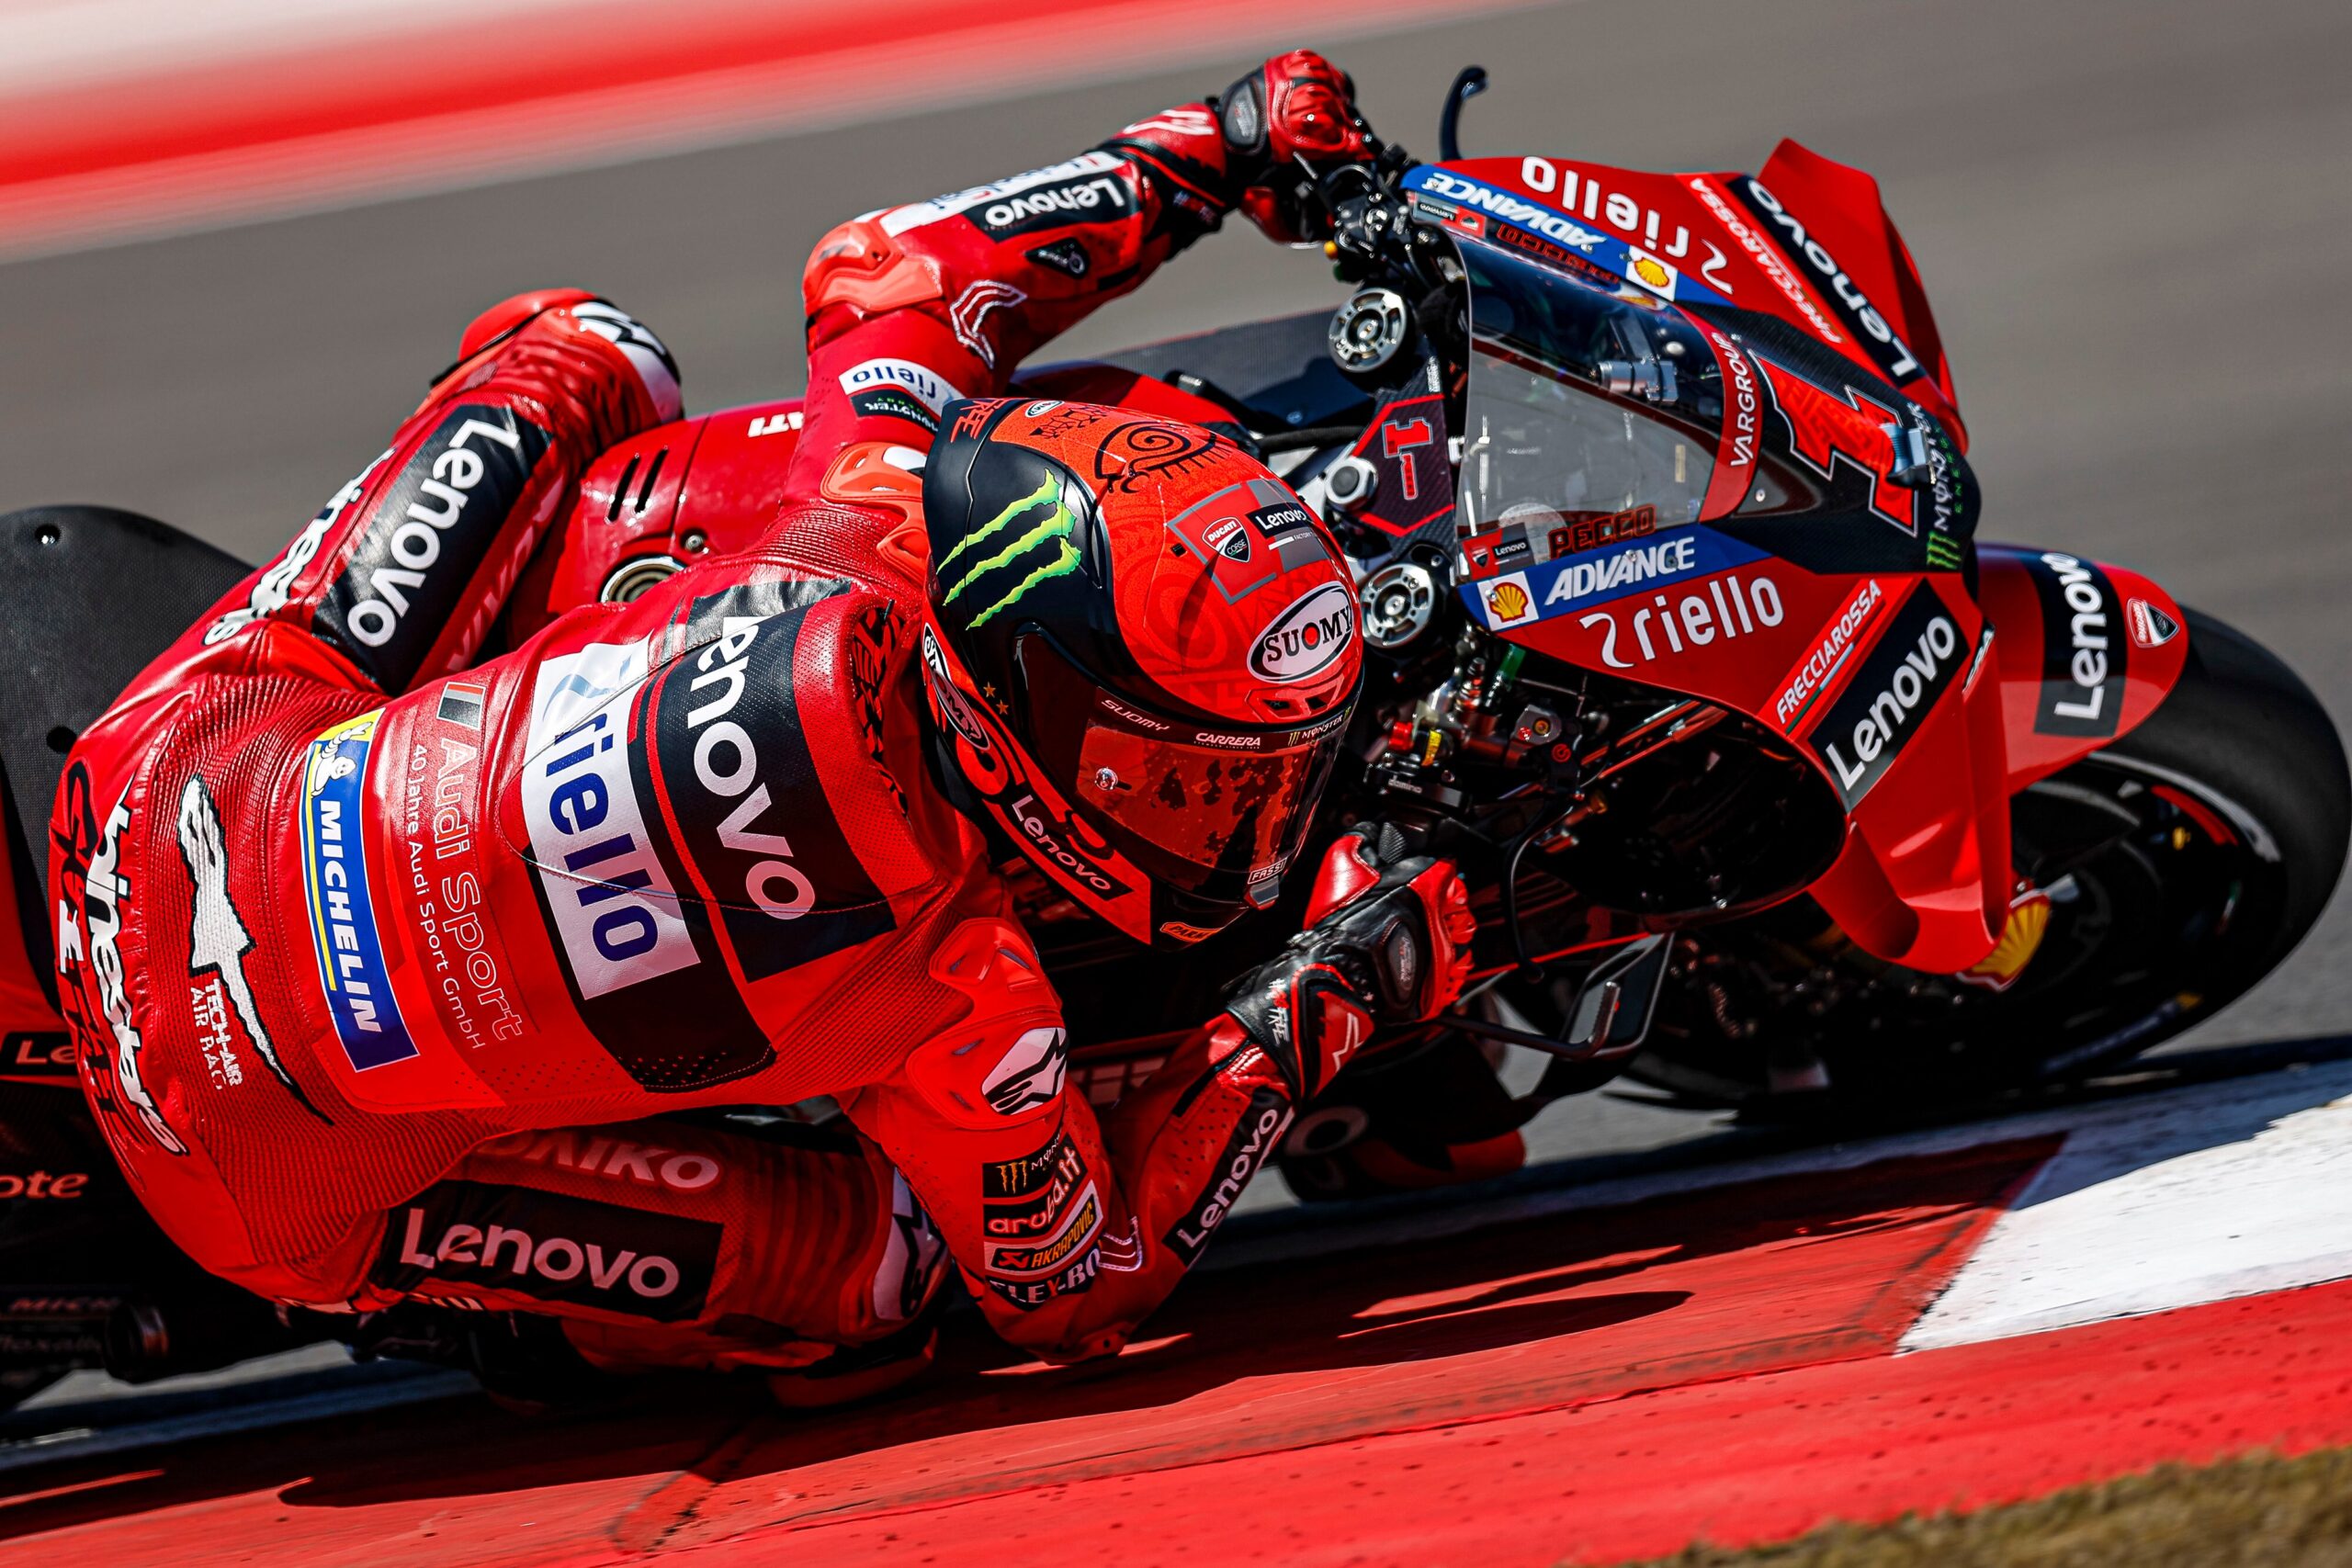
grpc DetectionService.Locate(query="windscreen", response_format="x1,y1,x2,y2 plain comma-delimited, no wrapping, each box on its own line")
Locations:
1455,239,1720,544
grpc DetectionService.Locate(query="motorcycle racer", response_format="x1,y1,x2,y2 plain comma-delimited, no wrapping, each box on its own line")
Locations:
48,51,1473,1392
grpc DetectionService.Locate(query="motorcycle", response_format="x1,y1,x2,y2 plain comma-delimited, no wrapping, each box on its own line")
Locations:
0,68,2341,1398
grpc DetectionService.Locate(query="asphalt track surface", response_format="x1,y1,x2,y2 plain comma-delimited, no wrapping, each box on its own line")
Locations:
1,0,2349,1472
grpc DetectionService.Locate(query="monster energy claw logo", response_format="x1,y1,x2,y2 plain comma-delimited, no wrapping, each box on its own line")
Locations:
939,476,1080,628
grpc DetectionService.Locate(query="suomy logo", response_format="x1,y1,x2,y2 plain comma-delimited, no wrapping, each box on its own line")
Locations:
1250,581,1355,682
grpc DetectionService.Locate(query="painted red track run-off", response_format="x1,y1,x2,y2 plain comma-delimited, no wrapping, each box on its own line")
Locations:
0,0,1519,258
6,1103,2350,1566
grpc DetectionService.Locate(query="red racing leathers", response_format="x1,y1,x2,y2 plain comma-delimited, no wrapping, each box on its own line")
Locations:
50,66,1467,1370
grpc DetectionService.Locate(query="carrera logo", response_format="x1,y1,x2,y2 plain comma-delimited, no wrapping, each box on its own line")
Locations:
376,1180,720,1323
1250,582,1355,682
1805,584,1962,806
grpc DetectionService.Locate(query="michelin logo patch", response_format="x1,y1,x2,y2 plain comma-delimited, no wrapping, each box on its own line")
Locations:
300,711,418,1071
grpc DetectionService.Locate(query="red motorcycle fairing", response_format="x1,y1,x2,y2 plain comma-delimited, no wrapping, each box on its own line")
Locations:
1976,545,2190,795
1425,145,2005,971
1408,142,1962,444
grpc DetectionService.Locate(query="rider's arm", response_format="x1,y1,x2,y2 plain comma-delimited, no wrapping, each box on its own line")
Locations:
783,50,1369,502
176,289,679,696
842,830,1473,1361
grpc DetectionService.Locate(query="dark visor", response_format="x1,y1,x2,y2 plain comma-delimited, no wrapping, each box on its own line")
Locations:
1016,634,1347,902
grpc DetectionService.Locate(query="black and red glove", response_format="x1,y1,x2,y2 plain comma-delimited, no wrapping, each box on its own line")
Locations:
1218,49,1372,243
1222,825,1476,1101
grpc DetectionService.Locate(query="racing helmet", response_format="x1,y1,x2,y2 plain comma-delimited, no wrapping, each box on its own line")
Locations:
920,397,1362,947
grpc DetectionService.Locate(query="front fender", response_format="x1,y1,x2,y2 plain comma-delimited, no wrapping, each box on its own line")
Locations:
1976,544,2190,794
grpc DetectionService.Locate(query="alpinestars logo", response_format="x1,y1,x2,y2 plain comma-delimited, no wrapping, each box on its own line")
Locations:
569,300,682,423
176,777,320,1117
950,281,1026,370
872,1171,946,1324
981,1026,1067,1116
938,475,1080,628
81,786,185,1155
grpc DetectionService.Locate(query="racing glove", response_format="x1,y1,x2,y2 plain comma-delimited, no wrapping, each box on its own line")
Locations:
1222,825,1476,1101
1217,48,1372,243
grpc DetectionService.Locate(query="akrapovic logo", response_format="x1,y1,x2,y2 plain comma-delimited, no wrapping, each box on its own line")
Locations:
1250,581,1355,682
519,638,700,998
315,406,548,686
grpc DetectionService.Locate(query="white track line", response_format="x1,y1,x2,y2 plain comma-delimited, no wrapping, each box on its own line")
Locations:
1902,1063,2352,1348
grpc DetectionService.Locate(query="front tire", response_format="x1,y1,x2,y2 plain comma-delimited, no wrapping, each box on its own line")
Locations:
1631,608,2350,1106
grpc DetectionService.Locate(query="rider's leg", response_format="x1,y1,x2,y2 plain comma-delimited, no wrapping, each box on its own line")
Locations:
363,1113,947,1383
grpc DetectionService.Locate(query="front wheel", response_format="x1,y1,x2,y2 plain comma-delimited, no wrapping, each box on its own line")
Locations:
1628,607,2351,1107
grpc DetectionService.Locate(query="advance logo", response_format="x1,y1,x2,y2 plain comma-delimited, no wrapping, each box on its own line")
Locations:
1804,583,1963,807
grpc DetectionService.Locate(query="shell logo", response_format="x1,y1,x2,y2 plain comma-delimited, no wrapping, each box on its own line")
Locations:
1487,581,1531,622
1630,254,1674,293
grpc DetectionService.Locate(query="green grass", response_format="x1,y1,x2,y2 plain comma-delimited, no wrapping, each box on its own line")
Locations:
1630,1447,2352,1568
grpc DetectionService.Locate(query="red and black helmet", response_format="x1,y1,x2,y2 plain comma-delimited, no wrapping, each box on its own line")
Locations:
920,397,1362,946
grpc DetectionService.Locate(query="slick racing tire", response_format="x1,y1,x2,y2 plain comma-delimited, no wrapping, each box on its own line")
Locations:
1631,607,2351,1111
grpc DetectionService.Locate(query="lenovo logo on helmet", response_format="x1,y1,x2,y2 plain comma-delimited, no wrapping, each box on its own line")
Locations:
1250,582,1355,682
